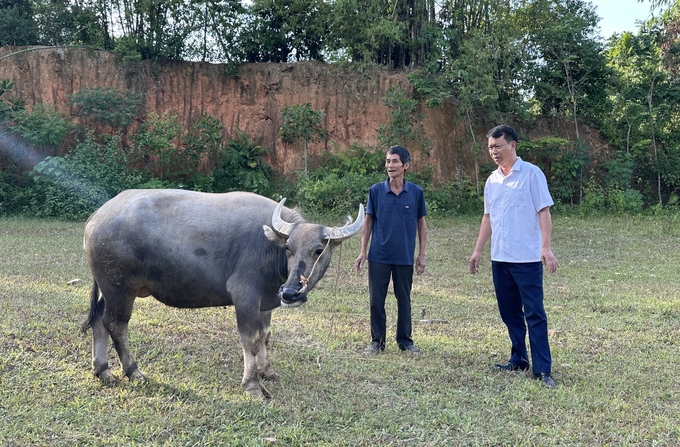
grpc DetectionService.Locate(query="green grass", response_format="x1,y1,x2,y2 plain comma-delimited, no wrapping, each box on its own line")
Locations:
0,214,679,446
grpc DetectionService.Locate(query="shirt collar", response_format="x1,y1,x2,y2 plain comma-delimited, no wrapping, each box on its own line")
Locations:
498,157,524,177
383,179,410,194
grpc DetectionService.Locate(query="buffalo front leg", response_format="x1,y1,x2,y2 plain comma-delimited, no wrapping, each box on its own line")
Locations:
256,310,279,381
236,307,271,399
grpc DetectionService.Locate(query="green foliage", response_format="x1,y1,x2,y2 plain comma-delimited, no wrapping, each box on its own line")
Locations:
0,159,33,215
132,112,183,182
579,175,644,215
9,104,72,153
411,168,481,216
327,0,437,68
295,143,385,215
0,4,38,46
519,0,612,132
0,79,25,122
180,114,226,186
30,136,143,219
68,87,144,130
376,86,431,155
280,103,327,174
241,0,331,63
517,136,589,206
209,130,272,195
112,35,143,62
280,103,327,144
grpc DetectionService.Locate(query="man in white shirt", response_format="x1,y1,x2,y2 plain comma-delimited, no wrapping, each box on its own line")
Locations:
469,124,559,388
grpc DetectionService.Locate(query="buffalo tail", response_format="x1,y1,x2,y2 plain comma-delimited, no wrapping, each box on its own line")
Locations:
80,281,104,334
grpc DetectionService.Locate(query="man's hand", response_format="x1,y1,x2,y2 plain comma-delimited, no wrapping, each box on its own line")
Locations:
355,253,366,273
469,251,481,274
416,253,425,275
541,248,560,274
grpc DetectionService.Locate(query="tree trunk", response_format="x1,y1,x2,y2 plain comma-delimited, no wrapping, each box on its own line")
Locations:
648,73,662,205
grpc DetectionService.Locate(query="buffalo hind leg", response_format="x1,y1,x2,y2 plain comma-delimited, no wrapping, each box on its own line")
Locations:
236,307,270,399
256,310,279,381
91,317,116,382
101,291,146,381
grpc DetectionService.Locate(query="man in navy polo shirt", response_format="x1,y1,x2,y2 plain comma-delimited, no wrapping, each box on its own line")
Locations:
355,145,427,354
469,124,559,388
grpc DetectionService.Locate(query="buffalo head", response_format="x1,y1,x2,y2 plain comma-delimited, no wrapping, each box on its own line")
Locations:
263,198,364,307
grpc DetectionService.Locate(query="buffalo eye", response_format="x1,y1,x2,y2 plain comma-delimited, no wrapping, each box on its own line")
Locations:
315,247,324,256
285,244,291,254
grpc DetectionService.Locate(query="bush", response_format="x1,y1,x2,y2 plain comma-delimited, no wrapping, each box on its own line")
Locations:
68,87,144,130
30,136,143,219
0,160,33,216
131,112,183,182
9,104,72,154
422,179,481,216
579,177,643,216
295,144,385,215
209,130,272,195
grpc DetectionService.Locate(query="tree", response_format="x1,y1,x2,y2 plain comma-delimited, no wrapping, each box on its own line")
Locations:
182,0,244,63
240,0,331,63
376,86,431,157
0,1,38,46
328,0,437,68
409,0,521,194
519,0,611,139
280,103,327,174
605,19,680,206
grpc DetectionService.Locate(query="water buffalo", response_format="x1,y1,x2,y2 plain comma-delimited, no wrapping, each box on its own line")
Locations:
81,189,363,398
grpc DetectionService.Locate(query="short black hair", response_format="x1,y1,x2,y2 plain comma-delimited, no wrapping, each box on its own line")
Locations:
486,125,518,143
387,145,411,164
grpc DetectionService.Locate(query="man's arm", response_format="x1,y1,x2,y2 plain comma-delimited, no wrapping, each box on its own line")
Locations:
416,216,427,275
469,214,492,274
538,207,559,274
354,214,373,273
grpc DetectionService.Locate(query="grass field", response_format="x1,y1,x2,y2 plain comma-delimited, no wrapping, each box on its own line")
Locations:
0,213,679,446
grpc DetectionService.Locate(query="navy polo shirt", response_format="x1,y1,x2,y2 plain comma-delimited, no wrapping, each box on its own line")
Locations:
366,179,427,265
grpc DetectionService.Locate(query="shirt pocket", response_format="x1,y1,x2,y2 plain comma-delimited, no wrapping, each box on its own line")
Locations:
507,187,526,208
402,204,414,219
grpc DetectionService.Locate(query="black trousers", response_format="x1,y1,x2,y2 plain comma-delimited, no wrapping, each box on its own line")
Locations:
368,261,414,348
492,261,552,375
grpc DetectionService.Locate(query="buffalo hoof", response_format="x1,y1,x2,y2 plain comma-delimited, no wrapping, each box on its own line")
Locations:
127,369,147,381
260,368,280,382
244,382,272,400
96,369,119,384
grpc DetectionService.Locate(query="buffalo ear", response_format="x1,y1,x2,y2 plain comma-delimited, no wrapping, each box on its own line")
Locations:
263,225,287,246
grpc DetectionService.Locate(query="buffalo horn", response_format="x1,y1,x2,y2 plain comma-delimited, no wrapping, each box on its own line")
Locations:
271,198,294,236
326,204,365,241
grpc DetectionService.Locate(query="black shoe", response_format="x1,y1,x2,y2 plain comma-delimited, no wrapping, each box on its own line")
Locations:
494,361,530,371
533,373,556,388
362,341,384,354
399,344,420,354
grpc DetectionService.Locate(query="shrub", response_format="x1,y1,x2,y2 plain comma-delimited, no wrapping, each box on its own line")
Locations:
131,112,183,181
209,130,272,195
295,144,385,215
9,104,72,154
181,114,225,187
68,87,144,130
0,159,33,216
30,136,143,219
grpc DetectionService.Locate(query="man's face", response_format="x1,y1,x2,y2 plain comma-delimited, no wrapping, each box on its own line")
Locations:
385,152,408,179
487,135,516,167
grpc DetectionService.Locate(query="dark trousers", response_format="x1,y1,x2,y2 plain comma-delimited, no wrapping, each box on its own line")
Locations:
492,261,552,375
368,261,414,348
